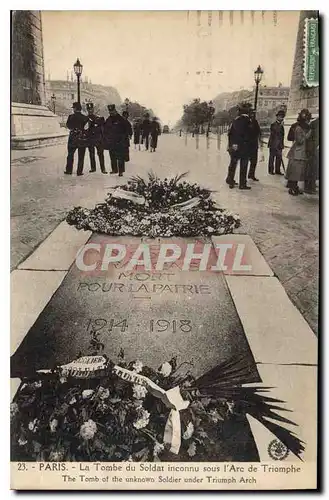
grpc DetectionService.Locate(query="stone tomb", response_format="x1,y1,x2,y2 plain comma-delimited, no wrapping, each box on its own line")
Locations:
11,235,260,382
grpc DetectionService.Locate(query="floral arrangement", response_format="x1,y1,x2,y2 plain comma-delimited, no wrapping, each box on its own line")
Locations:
11,349,304,463
66,172,241,237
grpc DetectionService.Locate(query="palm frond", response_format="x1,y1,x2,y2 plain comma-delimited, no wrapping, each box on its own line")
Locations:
172,171,189,186
191,353,305,460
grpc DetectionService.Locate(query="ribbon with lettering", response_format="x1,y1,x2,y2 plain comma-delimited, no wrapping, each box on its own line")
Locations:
113,365,190,454
37,356,190,454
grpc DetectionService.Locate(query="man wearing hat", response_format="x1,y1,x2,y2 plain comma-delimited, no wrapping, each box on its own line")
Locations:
103,104,127,176
268,109,286,175
247,109,261,181
226,102,253,190
86,102,107,174
141,112,151,151
64,102,89,176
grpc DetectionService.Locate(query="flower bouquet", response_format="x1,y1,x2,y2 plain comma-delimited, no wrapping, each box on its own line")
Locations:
66,172,241,237
11,349,304,463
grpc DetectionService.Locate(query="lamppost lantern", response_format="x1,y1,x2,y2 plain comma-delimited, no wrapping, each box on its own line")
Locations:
73,58,83,104
254,65,264,84
51,93,56,114
253,64,264,112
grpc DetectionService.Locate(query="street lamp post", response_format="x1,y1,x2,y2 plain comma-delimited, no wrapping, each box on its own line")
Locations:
73,58,83,104
51,93,56,114
253,65,264,112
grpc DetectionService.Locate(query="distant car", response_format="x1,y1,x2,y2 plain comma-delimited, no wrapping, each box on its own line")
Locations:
162,125,170,134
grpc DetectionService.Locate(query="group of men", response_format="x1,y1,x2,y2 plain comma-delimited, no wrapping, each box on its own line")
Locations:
226,101,319,194
64,103,161,177
132,114,161,152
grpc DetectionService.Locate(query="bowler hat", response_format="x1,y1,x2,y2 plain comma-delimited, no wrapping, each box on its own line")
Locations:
72,102,82,111
276,109,286,117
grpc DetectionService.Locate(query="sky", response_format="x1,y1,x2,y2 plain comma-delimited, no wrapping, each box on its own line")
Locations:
42,10,299,125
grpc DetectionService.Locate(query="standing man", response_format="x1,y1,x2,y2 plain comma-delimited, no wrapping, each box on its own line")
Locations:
141,113,151,151
86,102,107,174
64,102,89,176
225,102,252,190
122,111,133,162
133,118,142,150
103,104,127,177
247,109,261,181
150,117,161,152
268,109,285,175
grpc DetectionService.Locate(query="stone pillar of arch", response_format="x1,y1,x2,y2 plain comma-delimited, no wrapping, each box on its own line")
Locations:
11,11,67,149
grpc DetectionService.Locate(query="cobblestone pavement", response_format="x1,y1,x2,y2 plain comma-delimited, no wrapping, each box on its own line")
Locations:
11,133,319,334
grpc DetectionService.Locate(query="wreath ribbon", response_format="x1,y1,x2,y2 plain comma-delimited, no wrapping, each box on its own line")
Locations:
113,366,190,454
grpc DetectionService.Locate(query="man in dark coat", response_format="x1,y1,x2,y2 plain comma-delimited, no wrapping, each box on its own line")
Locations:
226,103,252,190
103,104,127,176
86,102,107,174
141,113,151,151
122,111,133,162
150,117,161,152
268,109,285,175
64,102,89,176
247,109,261,181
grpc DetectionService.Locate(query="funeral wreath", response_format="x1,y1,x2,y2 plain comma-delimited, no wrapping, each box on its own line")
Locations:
66,172,241,237
11,348,304,462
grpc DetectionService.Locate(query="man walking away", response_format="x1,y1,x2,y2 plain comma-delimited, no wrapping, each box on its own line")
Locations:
141,113,151,151
150,117,161,152
225,102,252,190
122,111,133,162
248,109,261,181
103,104,127,177
86,102,107,174
304,115,319,194
64,102,89,176
133,119,142,150
268,109,285,175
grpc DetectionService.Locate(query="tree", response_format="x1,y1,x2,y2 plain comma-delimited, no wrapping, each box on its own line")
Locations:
181,98,215,132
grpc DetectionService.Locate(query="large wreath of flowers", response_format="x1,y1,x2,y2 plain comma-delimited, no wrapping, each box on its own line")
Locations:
66,172,241,237
11,350,304,463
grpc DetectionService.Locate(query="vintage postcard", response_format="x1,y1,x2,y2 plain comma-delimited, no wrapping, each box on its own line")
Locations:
10,10,319,491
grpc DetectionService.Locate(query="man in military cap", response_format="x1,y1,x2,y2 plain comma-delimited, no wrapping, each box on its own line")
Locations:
103,104,127,176
268,109,286,175
64,102,89,176
86,102,107,174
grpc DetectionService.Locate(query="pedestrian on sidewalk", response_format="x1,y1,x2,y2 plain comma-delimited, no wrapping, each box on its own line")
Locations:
225,102,252,190
268,109,285,175
285,109,312,196
247,109,261,181
122,111,133,163
150,117,161,152
86,102,107,174
304,115,319,194
64,102,89,176
133,118,142,150
103,104,126,177
141,113,151,151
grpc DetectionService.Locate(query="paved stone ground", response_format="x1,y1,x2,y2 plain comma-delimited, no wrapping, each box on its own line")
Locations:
11,133,319,334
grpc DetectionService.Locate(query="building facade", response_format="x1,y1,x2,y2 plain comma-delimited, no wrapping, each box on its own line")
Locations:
254,84,289,111
45,79,122,121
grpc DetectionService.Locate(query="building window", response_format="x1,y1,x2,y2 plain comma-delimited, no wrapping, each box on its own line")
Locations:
71,93,74,100
264,100,268,107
